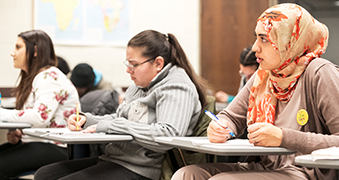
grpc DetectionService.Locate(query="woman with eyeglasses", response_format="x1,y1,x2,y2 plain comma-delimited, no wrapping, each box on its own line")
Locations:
34,29,207,180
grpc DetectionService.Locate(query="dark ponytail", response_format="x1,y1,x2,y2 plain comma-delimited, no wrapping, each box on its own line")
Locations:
128,30,206,107
167,34,207,108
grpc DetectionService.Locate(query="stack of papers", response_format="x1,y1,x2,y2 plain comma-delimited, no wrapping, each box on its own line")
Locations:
312,146,339,161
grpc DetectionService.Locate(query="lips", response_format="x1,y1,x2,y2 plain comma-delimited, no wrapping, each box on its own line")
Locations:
256,57,263,63
255,54,263,64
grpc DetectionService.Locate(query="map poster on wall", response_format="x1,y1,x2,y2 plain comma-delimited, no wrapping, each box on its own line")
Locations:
34,0,130,46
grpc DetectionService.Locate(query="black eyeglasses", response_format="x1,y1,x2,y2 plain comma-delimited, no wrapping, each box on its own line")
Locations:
123,58,155,71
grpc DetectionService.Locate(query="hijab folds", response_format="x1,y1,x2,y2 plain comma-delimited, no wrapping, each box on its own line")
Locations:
247,3,329,125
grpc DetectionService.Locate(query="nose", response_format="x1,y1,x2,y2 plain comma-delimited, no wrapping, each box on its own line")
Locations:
10,52,15,57
252,40,260,53
126,67,133,74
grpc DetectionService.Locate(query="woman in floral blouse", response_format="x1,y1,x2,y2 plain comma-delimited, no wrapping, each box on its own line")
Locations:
0,30,79,179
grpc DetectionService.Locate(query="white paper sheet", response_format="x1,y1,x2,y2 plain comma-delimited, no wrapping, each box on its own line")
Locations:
312,146,339,161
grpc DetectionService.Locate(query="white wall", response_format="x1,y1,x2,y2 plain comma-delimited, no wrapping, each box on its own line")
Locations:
0,0,200,89
0,0,33,87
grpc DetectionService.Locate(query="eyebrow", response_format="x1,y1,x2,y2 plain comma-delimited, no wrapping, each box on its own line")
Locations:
253,31,267,37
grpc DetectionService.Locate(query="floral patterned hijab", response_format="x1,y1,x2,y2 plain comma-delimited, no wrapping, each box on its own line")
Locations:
247,3,329,125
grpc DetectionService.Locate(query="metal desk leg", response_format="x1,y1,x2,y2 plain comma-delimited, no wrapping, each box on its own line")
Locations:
67,144,74,160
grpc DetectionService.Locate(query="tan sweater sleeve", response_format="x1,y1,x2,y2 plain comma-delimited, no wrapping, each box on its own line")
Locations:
217,73,255,137
280,59,339,154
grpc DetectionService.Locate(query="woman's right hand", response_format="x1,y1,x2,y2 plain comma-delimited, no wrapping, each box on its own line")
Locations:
67,114,87,131
207,120,229,143
7,129,22,144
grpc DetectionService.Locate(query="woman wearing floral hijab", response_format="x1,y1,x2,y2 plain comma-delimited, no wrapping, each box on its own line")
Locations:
172,3,339,180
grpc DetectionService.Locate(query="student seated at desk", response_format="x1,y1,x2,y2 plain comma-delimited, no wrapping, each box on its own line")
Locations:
70,63,114,98
172,3,339,180
0,30,79,179
34,29,207,180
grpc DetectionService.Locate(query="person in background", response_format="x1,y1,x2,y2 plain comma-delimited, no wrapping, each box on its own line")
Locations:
34,29,206,180
56,56,70,75
70,63,119,158
172,3,339,180
215,46,259,103
0,30,79,179
70,63,113,97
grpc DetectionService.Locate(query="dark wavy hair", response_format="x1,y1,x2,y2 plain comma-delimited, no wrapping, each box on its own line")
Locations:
13,30,57,109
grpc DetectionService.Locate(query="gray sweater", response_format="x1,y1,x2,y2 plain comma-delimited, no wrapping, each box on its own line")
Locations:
83,63,201,180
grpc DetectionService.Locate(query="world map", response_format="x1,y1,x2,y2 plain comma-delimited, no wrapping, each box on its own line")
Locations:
34,0,130,46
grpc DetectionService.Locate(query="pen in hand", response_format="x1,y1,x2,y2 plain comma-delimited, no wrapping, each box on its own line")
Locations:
76,102,79,131
204,110,236,138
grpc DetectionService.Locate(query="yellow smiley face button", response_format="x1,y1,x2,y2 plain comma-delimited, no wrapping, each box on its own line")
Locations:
297,109,308,126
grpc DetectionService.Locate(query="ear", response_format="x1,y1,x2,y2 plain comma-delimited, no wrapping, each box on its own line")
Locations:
154,56,164,72
34,46,37,57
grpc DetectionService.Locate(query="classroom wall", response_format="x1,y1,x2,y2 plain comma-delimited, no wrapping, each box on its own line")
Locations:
2,0,338,89
0,0,200,89
313,12,339,65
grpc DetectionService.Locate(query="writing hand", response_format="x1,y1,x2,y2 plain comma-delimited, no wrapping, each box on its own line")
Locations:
207,120,230,143
247,122,283,146
67,114,86,131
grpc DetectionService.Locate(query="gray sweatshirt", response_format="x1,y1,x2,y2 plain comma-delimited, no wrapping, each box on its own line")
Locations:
83,63,202,180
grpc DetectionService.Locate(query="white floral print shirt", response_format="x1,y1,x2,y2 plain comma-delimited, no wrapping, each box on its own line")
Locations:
2,67,79,129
